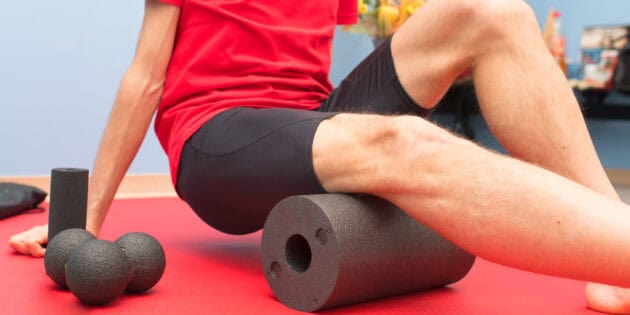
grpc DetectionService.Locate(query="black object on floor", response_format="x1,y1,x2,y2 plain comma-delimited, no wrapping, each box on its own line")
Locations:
44,228,96,289
115,232,166,293
261,194,476,312
65,239,131,305
0,182,47,219
47,168,89,242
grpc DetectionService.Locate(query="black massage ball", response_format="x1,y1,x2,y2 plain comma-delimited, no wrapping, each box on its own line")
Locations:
115,232,166,293
44,228,95,289
65,239,131,305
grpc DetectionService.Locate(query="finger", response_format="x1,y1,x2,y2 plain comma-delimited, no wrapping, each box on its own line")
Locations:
32,225,48,244
26,226,48,257
8,225,49,256
8,236,29,255
25,241,46,258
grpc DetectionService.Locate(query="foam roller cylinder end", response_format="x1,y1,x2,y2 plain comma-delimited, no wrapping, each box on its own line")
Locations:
261,194,476,312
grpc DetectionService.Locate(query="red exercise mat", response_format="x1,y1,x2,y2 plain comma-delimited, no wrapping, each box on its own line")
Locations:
1,198,597,314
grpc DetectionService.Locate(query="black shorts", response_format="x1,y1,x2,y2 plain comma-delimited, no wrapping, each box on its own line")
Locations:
177,38,427,235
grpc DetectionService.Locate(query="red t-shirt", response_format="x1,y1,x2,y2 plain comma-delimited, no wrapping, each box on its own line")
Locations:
154,0,357,185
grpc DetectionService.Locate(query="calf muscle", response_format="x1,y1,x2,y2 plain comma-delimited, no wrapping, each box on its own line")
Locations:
313,113,630,288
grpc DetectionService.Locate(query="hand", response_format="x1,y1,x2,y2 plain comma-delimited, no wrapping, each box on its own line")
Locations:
8,224,48,258
586,282,630,314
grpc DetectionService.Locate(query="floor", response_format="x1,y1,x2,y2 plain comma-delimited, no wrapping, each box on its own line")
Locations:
1,198,601,314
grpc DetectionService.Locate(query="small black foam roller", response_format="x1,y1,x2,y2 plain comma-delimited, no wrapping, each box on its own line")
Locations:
48,168,89,242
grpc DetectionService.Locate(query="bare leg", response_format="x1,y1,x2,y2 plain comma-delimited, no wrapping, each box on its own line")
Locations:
313,113,630,291
392,0,612,192
387,0,627,312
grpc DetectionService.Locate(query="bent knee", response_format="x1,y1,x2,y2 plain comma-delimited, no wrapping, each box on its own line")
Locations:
436,0,536,47
469,0,537,42
313,114,462,193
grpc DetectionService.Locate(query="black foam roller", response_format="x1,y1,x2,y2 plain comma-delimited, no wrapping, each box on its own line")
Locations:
48,168,89,242
261,194,476,312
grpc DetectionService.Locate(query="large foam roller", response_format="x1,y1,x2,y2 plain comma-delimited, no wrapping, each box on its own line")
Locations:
48,168,89,242
261,194,476,312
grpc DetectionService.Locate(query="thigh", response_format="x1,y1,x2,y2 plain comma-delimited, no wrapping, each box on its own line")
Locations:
320,37,430,117
177,107,336,235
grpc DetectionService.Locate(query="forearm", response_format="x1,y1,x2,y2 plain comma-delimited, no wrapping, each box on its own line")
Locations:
86,70,163,236
86,1,179,236
7,1,178,258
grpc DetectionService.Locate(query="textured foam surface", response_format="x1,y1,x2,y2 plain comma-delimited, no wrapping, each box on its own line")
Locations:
116,232,166,293
262,194,476,312
48,168,89,241
2,198,599,314
65,239,131,305
44,228,95,289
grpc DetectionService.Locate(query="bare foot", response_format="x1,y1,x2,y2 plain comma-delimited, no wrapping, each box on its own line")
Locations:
586,282,630,314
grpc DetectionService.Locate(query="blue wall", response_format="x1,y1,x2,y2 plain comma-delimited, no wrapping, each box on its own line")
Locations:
526,0,630,64
480,0,630,169
1,1,629,176
1,1,163,176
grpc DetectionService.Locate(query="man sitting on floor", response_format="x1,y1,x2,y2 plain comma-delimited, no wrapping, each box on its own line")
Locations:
9,0,630,313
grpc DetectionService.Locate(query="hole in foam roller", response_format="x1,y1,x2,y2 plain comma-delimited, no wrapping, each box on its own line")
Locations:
285,234,312,273
315,228,328,246
269,261,281,278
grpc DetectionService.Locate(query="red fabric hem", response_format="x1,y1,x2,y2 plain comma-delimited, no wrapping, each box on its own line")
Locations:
158,0,182,7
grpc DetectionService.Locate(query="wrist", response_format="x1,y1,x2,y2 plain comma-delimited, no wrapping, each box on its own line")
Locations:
85,222,101,237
